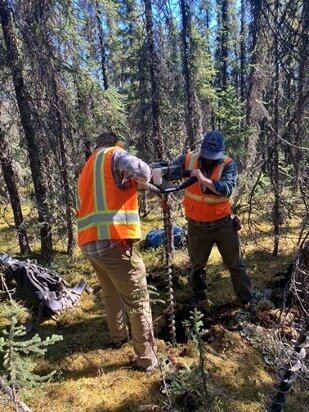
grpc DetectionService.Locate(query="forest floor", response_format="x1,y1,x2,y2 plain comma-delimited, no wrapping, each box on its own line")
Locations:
0,196,308,412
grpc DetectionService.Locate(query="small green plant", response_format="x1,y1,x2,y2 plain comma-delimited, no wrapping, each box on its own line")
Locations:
0,300,63,400
183,309,208,400
162,309,209,411
147,283,165,305
132,280,165,306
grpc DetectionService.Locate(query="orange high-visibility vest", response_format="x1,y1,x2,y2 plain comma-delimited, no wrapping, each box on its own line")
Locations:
183,152,233,222
76,147,141,246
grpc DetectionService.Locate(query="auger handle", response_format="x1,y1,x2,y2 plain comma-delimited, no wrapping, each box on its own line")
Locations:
145,182,162,194
160,175,198,193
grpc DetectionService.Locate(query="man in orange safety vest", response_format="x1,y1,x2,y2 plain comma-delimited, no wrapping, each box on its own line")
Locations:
172,130,254,309
76,131,158,371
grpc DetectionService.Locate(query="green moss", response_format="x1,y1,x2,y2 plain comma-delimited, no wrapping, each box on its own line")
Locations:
0,202,307,411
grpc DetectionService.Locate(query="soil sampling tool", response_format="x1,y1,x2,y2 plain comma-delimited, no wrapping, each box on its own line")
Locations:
148,162,197,344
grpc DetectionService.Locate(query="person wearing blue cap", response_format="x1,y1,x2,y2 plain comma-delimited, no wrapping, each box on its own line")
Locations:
171,130,254,310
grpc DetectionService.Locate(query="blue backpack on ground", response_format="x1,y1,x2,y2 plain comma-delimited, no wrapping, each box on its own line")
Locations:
144,225,187,249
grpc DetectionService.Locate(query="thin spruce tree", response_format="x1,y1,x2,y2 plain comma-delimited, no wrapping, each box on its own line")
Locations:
0,298,62,406
163,309,209,411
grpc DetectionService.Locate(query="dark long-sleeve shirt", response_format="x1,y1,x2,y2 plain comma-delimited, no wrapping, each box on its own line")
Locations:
170,153,237,197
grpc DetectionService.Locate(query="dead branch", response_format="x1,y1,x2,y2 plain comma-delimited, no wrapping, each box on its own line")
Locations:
0,377,32,412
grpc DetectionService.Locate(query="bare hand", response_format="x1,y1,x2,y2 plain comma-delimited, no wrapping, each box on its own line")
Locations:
190,169,203,181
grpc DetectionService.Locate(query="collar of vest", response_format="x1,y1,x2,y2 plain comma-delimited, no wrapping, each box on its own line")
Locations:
186,152,227,169
96,146,124,153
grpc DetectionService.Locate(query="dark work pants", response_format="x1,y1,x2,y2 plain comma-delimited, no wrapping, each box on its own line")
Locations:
187,216,252,303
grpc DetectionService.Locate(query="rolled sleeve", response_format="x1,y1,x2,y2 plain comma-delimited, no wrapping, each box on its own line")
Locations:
113,149,151,187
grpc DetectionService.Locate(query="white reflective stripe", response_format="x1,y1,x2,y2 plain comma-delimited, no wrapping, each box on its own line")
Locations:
184,190,201,201
204,197,228,204
184,190,228,204
217,161,225,179
187,152,199,170
77,211,140,230
94,149,106,211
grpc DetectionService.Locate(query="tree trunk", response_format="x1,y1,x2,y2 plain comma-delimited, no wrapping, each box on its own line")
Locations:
73,62,93,163
144,0,163,160
180,0,202,150
0,0,53,262
232,0,267,209
180,0,195,148
245,1,268,167
216,0,229,90
95,1,109,90
136,51,149,216
50,74,75,255
240,0,246,102
0,126,31,255
293,0,309,188
272,0,281,256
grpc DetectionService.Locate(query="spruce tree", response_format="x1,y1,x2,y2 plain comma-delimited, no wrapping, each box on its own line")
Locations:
0,301,62,392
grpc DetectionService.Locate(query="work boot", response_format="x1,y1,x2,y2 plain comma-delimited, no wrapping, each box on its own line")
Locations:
134,360,159,373
191,268,207,291
190,289,207,307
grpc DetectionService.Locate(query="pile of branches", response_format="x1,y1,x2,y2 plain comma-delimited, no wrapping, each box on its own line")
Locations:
289,240,309,325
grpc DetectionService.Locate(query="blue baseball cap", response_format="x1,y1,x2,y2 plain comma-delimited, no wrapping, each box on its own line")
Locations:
200,130,225,160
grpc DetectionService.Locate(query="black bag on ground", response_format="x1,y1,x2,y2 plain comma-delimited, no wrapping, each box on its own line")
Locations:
144,225,187,249
0,252,86,319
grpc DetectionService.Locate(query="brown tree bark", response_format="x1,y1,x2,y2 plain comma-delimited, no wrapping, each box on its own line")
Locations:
95,1,109,90
180,0,195,148
29,0,76,256
0,0,53,262
180,0,202,150
216,0,229,90
293,0,309,187
49,74,75,256
144,0,163,160
0,125,31,255
240,0,246,102
232,0,268,210
271,0,281,257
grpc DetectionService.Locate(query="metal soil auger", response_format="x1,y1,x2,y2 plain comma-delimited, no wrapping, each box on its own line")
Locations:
149,162,197,345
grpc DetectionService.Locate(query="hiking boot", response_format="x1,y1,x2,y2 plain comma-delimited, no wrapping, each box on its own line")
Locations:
190,290,207,307
135,360,159,373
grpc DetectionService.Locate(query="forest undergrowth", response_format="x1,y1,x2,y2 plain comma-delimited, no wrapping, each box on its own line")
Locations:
0,195,308,412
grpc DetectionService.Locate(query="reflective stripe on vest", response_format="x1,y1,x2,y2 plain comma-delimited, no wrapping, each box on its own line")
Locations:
184,152,231,204
184,191,228,204
183,152,232,222
76,147,140,245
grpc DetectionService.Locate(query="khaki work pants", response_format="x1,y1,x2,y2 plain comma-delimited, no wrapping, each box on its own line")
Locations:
86,242,157,369
187,215,252,303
